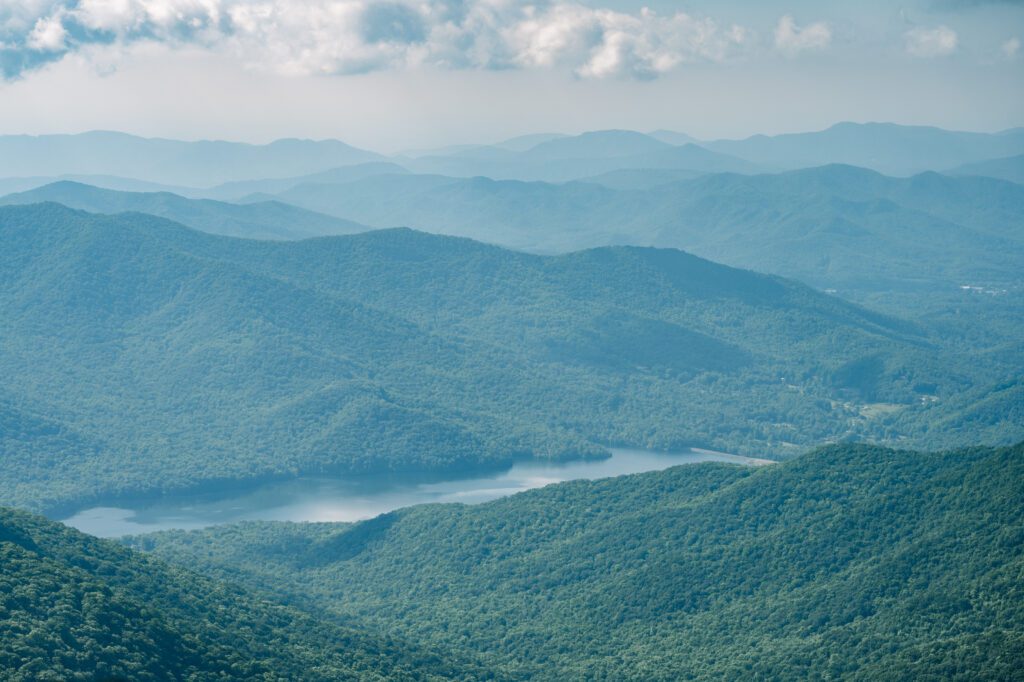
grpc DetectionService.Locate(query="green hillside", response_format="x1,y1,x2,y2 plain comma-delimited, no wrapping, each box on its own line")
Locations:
1,203,1018,513
0,506,482,681
130,442,1024,680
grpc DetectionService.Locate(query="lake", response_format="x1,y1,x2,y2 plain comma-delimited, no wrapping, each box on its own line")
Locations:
63,447,773,537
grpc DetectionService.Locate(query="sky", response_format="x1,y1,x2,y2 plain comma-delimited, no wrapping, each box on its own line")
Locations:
0,0,1021,151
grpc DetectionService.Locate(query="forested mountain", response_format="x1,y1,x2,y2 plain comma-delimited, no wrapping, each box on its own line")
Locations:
947,153,1024,184
130,442,1024,680
0,181,370,240
3,202,1016,513
0,506,481,681
256,164,1024,294
703,122,1024,175
0,131,383,186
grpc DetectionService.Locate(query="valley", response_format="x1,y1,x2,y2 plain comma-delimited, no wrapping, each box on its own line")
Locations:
62,447,772,537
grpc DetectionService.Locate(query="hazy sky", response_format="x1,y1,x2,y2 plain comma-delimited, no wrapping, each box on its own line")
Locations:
0,0,1021,151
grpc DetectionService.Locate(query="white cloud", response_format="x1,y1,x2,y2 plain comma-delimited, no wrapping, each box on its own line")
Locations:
509,6,746,79
26,13,67,51
904,25,958,58
773,15,831,57
1002,37,1020,58
0,0,752,80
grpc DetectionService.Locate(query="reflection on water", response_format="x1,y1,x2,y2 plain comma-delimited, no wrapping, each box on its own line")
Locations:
62,447,772,537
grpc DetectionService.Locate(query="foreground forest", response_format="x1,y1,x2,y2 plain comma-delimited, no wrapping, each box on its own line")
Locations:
71,440,1022,679
129,442,1024,679
3,442,1020,679
0,506,486,681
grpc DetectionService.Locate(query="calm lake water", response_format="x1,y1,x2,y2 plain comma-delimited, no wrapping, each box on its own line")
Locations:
63,447,773,538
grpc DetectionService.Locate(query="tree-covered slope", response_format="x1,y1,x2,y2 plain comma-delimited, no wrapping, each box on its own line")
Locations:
1,203,1017,513
131,442,1024,680
0,506,482,681
0,181,370,239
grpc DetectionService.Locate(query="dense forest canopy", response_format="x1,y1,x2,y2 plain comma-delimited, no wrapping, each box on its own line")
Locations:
0,506,484,681
130,442,1024,680
1,203,1019,514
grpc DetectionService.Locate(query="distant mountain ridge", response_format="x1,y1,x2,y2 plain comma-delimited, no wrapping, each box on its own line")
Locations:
704,122,1024,176
0,131,383,186
0,181,370,240
201,162,411,201
521,129,674,160
252,163,1024,293
946,153,1024,184
404,131,761,180
6,123,1021,187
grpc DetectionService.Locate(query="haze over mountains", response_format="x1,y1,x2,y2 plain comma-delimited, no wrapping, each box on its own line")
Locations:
0,181,370,240
231,165,1024,296
3,123,1020,297
948,154,1024,185
703,122,1024,176
4,122,1022,191
10,160,1020,304
0,131,384,186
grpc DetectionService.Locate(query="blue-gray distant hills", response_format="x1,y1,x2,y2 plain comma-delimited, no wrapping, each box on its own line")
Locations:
5,124,1022,186
403,130,764,180
201,161,411,201
0,174,197,197
703,122,1024,176
247,164,1024,294
3,202,1017,513
400,123,1024,178
946,153,1024,185
0,131,384,186
0,181,370,240
8,162,1021,297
